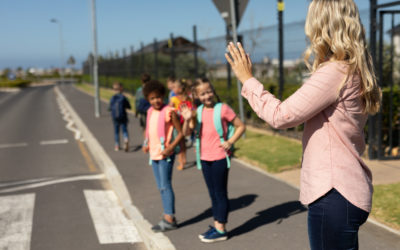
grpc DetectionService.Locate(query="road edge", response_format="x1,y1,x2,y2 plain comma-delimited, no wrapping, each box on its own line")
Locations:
54,85,176,250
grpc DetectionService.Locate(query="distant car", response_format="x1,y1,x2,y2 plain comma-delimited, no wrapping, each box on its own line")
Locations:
7,73,16,80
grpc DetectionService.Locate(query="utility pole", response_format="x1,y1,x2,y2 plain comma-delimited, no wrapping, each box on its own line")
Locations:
90,0,100,118
193,25,199,78
50,18,65,84
230,0,246,130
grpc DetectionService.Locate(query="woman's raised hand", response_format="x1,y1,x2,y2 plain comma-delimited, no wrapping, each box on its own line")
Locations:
225,42,253,84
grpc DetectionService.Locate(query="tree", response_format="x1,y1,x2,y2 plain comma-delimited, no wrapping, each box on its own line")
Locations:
67,55,76,68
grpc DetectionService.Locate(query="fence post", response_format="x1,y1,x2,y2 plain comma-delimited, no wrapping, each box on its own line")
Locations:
368,0,377,159
193,25,199,78
170,33,175,76
154,38,158,79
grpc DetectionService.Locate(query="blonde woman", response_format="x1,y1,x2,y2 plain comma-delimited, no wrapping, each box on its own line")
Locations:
225,0,381,249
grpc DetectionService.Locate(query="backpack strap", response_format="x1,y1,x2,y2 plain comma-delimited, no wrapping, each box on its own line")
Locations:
145,107,153,165
213,103,231,169
195,104,204,169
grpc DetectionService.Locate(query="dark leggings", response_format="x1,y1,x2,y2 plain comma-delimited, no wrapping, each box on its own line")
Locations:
308,189,369,250
201,158,230,224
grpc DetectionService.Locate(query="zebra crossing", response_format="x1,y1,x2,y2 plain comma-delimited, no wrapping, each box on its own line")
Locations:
0,189,143,250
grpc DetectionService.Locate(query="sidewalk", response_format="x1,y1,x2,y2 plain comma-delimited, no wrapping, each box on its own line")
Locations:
59,83,400,250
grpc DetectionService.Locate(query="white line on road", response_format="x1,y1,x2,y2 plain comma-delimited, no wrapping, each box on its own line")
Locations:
0,143,28,149
39,139,69,145
84,190,142,244
0,174,105,194
0,193,35,250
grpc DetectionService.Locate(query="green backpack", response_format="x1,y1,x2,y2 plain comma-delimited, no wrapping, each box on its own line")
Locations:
195,103,235,170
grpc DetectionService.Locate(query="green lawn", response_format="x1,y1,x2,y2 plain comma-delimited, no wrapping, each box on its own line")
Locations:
371,182,400,230
75,82,135,110
235,130,302,173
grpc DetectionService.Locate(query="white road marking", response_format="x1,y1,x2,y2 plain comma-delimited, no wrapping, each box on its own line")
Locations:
56,96,84,141
0,174,105,194
84,190,142,244
0,143,28,149
0,193,35,250
39,139,69,145
0,177,54,188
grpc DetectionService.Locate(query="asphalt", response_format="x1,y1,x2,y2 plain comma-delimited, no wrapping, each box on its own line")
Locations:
59,83,400,250
0,86,146,250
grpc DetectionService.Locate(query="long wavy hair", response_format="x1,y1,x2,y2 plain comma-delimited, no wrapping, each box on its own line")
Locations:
304,0,381,114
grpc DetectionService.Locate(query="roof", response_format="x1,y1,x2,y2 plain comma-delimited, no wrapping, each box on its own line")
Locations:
138,36,205,54
387,24,400,35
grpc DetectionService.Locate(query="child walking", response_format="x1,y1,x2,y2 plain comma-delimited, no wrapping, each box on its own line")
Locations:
182,78,245,243
142,80,183,232
109,82,131,152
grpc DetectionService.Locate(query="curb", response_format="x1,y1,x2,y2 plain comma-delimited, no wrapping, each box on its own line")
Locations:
54,86,175,250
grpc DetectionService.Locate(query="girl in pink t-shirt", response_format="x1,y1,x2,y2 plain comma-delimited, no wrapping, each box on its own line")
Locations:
142,80,183,232
182,78,245,243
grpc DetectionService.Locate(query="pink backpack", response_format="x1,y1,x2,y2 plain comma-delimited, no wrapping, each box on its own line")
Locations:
145,105,170,164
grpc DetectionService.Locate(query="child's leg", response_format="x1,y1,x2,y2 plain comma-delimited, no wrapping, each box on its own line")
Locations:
113,120,120,148
177,140,186,170
201,160,218,221
151,156,176,218
209,159,229,231
121,122,129,151
121,122,129,141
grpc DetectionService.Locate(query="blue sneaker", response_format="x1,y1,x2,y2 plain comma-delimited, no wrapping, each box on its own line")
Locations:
200,229,228,243
198,226,215,240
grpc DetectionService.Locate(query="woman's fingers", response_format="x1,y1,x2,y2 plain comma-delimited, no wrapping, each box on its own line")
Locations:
225,53,234,66
247,53,252,67
227,43,239,62
237,42,247,62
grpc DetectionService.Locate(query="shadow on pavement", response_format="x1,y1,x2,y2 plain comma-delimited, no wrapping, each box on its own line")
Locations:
178,194,258,228
229,201,307,238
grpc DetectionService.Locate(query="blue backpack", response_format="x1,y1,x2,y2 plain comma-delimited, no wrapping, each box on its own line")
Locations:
111,94,127,121
195,103,235,170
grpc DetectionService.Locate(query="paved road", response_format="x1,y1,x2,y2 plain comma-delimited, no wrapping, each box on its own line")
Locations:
0,86,146,250
59,83,400,250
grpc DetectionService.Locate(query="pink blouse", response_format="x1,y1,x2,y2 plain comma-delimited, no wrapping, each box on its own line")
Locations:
241,61,372,212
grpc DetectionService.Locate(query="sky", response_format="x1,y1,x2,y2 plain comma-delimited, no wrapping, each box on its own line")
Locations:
0,0,396,70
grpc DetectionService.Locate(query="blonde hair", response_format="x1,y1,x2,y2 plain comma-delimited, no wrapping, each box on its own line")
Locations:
304,0,381,114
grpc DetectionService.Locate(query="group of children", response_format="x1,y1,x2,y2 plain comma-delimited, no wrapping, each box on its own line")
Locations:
110,75,246,243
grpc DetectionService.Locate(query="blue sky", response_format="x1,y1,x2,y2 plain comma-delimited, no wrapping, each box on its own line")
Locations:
0,0,393,69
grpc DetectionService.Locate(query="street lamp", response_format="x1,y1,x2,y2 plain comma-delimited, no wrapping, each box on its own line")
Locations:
50,18,65,84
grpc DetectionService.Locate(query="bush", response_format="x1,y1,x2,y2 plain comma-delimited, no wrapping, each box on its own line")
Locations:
0,79,31,88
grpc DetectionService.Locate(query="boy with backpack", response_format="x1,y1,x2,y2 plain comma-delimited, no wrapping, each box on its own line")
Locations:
110,82,131,152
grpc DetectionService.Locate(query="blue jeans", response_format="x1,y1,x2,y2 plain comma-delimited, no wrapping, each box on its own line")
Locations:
113,120,128,146
308,189,369,250
201,158,230,223
151,155,175,215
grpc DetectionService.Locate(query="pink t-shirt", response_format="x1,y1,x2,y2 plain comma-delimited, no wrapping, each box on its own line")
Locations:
200,104,236,161
148,106,175,160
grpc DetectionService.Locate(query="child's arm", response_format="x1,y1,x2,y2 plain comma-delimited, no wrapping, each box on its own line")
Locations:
220,116,246,151
161,111,184,157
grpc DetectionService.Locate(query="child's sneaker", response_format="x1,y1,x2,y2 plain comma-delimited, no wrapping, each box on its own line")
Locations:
151,219,178,232
200,229,228,243
114,145,119,151
198,226,215,240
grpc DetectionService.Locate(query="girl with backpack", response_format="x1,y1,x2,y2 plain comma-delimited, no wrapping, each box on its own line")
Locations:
181,78,245,243
225,0,381,248
169,78,194,170
142,80,184,232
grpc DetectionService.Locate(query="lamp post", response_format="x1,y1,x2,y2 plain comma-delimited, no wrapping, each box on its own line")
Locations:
90,0,100,118
50,18,65,84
